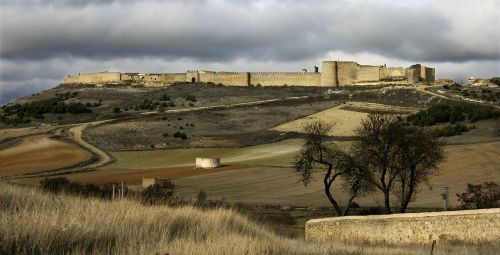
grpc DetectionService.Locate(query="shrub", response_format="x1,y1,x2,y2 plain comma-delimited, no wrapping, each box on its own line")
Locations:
159,94,170,101
173,131,187,139
357,207,384,215
112,107,121,113
407,104,499,126
490,77,500,86
196,190,207,204
40,177,71,193
40,177,117,199
457,182,500,209
1,98,91,124
349,202,360,209
434,124,470,137
140,182,175,205
162,133,169,137
185,95,197,102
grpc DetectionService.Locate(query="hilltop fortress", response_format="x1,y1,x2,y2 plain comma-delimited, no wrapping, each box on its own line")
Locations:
64,60,435,86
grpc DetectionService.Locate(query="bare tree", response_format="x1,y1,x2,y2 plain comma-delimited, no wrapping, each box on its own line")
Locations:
351,115,403,214
293,121,369,216
394,126,444,213
352,114,445,213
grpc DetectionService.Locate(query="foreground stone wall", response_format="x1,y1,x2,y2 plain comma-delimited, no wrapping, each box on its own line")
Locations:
306,209,500,245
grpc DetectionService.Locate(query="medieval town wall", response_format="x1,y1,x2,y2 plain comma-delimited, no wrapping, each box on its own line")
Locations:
320,61,338,86
305,208,500,245
186,71,200,83
380,67,406,80
163,73,187,84
64,72,122,84
199,71,249,86
336,61,358,85
62,61,435,86
249,72,321,86
356,65,381,82
405,68,419,84
425,67,436,82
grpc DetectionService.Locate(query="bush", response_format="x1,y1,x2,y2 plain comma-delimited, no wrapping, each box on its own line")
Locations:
173,131,187,139
1,98,91,124
40,177,118,199
196,190,207,204
349,201,360,209
357,207,384,215
40,177,71,193
185,95,197,102
407,104,499,126
490,77,500,86
112,107,121,113
457,182,500,209
140,182,175,205
434,124,471,137
159,94,170,101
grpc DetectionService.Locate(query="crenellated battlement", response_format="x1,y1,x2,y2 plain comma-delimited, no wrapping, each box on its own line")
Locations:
63,60,435,86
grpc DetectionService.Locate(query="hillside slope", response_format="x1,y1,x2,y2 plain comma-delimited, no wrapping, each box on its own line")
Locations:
1,183,494,255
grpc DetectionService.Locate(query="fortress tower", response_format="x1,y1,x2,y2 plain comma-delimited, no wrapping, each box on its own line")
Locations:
320,61,338,86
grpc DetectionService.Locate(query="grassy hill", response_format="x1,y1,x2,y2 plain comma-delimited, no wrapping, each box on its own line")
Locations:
1,182,496,255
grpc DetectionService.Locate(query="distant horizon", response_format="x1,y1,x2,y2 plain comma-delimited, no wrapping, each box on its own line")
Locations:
1,0,499,104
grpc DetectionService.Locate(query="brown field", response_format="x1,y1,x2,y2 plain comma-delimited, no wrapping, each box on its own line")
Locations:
19,140,499,210
172,141,500,208
0,125,59,141
45,165,247,185
0,135,93,177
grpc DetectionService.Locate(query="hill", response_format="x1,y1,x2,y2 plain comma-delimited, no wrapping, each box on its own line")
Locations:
1,182,494,255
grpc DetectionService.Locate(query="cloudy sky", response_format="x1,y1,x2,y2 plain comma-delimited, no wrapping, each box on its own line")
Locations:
1,0,499,104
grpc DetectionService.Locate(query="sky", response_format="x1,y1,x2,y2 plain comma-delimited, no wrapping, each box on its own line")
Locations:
0,0,499,104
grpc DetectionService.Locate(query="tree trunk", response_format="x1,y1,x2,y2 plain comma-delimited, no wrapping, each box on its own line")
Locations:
399,167,416,213
324,165,342,216
342,195,357,216
383,189,392,214
324,184,342,216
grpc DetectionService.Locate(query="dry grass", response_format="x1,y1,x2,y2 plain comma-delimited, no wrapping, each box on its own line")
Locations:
271,102,418,137
0,183,496,255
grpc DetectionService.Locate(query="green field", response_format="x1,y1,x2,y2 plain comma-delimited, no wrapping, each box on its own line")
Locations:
102,139,307,169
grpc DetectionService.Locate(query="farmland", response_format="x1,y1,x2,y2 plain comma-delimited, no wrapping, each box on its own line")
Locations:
0,135,93,177
15,138,499,210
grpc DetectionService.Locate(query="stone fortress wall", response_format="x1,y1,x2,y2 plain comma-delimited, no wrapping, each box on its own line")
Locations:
305,208,500,245
63,60,435,86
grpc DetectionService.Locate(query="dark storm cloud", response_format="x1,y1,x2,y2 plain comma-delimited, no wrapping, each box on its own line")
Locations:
1,0,498,62
1,0,499,105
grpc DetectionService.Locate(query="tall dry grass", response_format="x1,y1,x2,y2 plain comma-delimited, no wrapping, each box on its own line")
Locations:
0,182,496,255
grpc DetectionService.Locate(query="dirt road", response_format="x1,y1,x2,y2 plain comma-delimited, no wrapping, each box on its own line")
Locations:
2,95,315,179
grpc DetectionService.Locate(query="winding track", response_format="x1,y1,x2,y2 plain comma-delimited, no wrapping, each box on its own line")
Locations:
2,95,313,179
4,85,498,180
